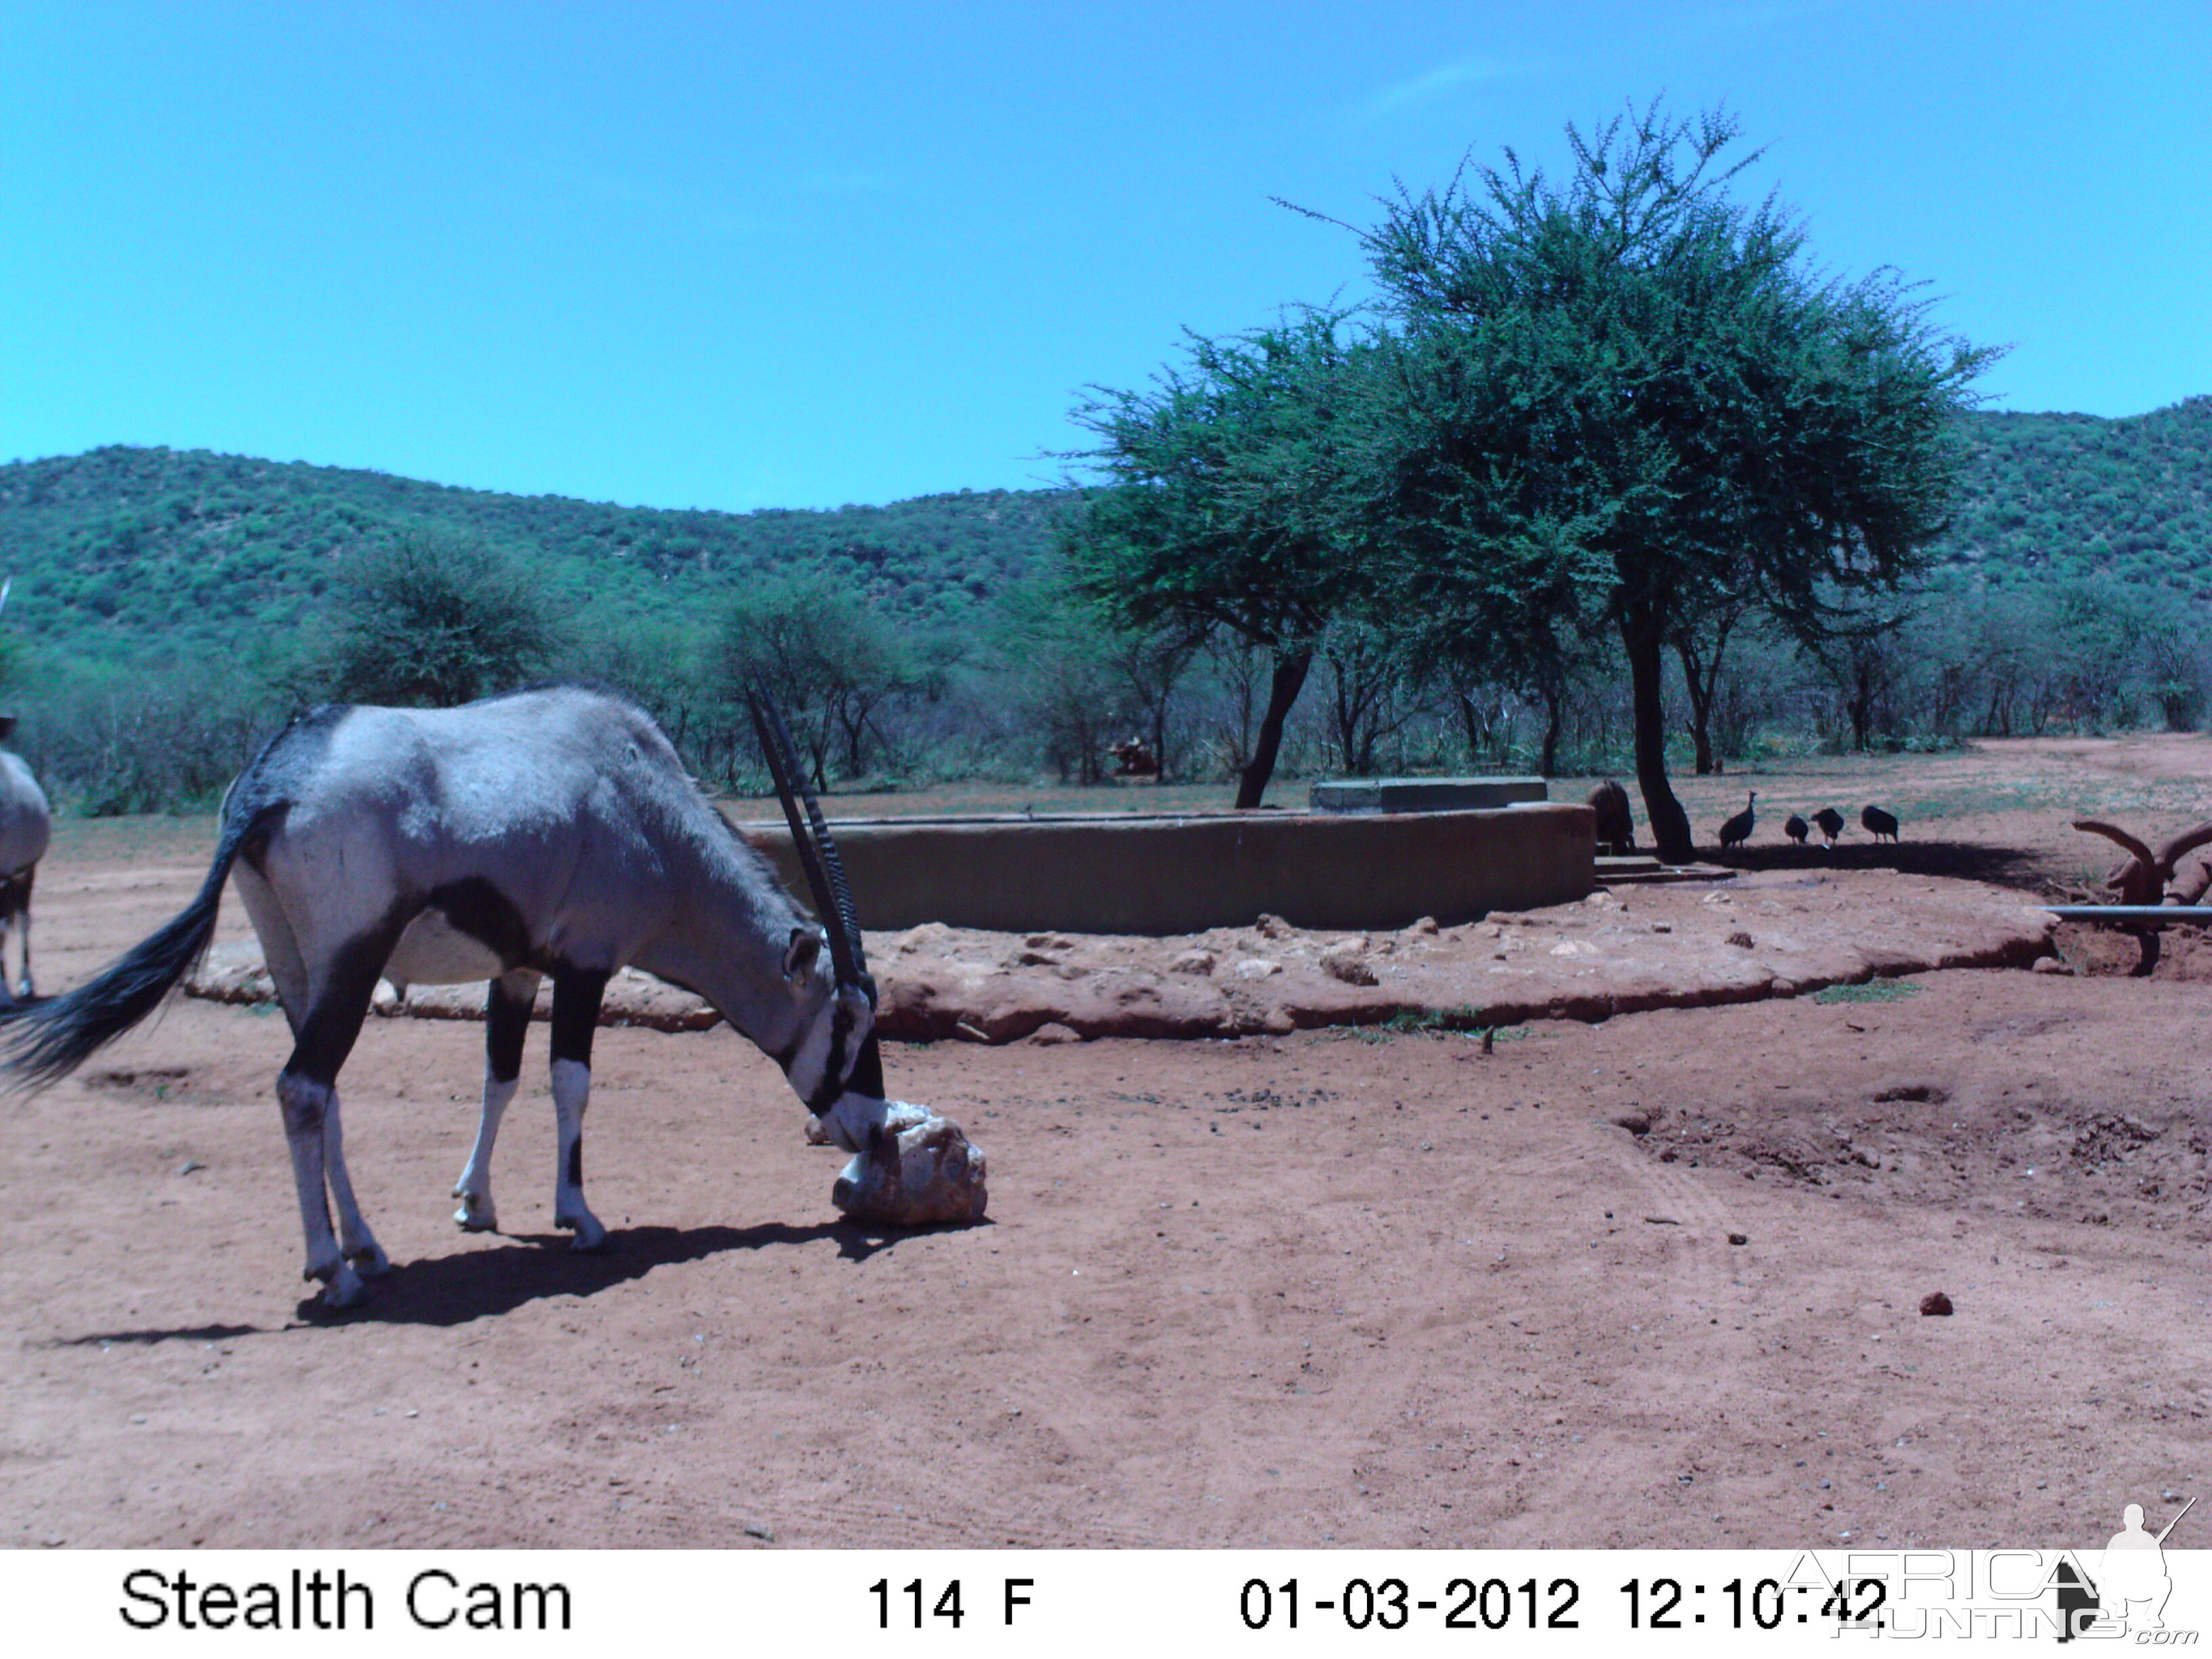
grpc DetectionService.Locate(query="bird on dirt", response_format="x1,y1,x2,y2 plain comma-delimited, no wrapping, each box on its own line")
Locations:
1811,806,1845,846
1784,813,1809,846
1862,803,1900,843
1719,790,1757,851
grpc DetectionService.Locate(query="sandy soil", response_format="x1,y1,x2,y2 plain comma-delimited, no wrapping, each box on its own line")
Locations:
5,740,2212,1551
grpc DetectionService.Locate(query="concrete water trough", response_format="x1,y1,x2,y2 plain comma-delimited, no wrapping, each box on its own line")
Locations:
739,801,1595,937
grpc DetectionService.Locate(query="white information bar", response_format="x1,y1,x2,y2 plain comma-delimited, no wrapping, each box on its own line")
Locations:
7,1548,2205,1653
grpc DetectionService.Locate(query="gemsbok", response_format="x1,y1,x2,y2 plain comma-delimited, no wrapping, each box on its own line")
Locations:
0,682,968,1309
0,715,49,1002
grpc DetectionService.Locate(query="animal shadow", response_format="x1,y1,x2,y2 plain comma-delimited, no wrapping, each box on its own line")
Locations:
295,1214,988,1327
1715,840,2041,886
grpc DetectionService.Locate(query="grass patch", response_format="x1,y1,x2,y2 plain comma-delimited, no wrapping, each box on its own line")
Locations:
1811,979,1921,1005
1328,1012,1534,1044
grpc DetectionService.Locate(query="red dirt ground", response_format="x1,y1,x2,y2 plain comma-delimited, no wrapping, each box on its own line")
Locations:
4,739,2211,1551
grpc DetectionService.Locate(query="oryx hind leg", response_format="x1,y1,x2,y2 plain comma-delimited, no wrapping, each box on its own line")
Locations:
453,969,539,1232
549,965,611,1252
13,865,33,1000
276,923,404,1309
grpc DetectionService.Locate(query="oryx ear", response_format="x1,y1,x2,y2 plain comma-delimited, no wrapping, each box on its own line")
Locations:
783,925,823,985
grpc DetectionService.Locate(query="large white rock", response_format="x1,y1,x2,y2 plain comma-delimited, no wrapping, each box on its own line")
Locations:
832,1111,989,1227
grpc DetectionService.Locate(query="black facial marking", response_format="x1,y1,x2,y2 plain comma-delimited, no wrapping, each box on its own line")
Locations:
485,972,536,1084
804,1004,854,1115
848,1031,885,1101
426,876,540,970
550,966,609,1067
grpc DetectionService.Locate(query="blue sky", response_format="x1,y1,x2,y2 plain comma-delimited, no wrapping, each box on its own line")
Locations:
3,1,2206,512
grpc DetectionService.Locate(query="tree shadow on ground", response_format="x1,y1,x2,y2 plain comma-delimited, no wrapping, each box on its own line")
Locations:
1709,840,2051,890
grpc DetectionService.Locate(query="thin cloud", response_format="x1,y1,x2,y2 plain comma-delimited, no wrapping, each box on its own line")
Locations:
1357,56,1525,122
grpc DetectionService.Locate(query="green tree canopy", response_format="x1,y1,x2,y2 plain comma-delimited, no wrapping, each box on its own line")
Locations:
1356,100,1996,857
319,534,561,708
710,566,932,788
1064,308,1381,806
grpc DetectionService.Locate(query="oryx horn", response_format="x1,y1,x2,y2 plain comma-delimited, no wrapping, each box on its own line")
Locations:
745,684,869,991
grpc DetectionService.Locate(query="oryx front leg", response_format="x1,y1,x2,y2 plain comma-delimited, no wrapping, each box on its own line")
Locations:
549,967,611,1252
453,970,537,1232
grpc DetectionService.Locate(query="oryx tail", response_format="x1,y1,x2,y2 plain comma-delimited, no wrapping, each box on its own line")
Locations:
0,800,279,1088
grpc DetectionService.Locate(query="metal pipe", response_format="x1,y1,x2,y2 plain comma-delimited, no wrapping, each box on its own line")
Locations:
2041,905,2212,923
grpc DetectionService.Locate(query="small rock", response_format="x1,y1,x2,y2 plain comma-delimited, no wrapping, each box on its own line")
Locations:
1233,958,1282,981
1650,922,1672,934
1919,1292,1954,1317
1726,931,1755,949
2031,956,2074,976
1318,941,1377,985
1727,1232,1749,1246
1025,933,1075,950
1015,949,1059,967
1027,1022,1081,1046
744,1525,775,1542
1405,916,1439,937
178,1161,205,1176
1254,914,1293,940
1168,949,1217,977
1769,978,1798,997
1610,1111,1652,1136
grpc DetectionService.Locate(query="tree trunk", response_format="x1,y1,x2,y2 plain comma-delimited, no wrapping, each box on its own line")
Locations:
1455,691,1484,765
1624,612,1694,863
1235,647,1313,809
1677,639,1717,775
1539,680,1563,777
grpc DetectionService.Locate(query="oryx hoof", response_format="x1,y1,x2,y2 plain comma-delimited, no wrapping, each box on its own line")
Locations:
350,1242,391,1278
556,1212,609,1252
313,1262,371,1311
451,1189,499,1232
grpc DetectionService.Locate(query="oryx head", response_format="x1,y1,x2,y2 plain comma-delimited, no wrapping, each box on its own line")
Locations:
747,686,889,1134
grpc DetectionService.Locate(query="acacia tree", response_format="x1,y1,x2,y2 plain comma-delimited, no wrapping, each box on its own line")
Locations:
710,567,927,787
1065,310,1378,807
321,533,560,708
1356,102,1994,859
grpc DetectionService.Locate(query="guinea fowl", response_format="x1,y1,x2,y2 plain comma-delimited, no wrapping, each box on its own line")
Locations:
1862,804,1900,843
1811,806,1845,846
1719,790,1757,851
1784,813,1809,846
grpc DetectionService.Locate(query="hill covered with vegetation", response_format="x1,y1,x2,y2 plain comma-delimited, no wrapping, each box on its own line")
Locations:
0,396,2207,815
3,396,2208,674
0,445,1073,672
1931,395,2212,594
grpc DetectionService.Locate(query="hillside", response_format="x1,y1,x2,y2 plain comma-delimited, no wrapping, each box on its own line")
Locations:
1931,395,2212,594
2,396,2209,670
0,446,1075,670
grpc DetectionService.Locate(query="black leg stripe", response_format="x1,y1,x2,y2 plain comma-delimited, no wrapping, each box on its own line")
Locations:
550,966,610,1067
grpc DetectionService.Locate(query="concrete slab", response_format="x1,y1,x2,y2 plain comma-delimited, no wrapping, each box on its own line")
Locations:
1310,777,1548,813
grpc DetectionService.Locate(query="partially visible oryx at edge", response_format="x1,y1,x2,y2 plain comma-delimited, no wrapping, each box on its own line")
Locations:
0,682,937,1310
0,714,50,1002
0,577,50,1002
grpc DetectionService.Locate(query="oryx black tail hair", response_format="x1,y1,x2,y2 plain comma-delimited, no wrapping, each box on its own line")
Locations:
0,800,284,1090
